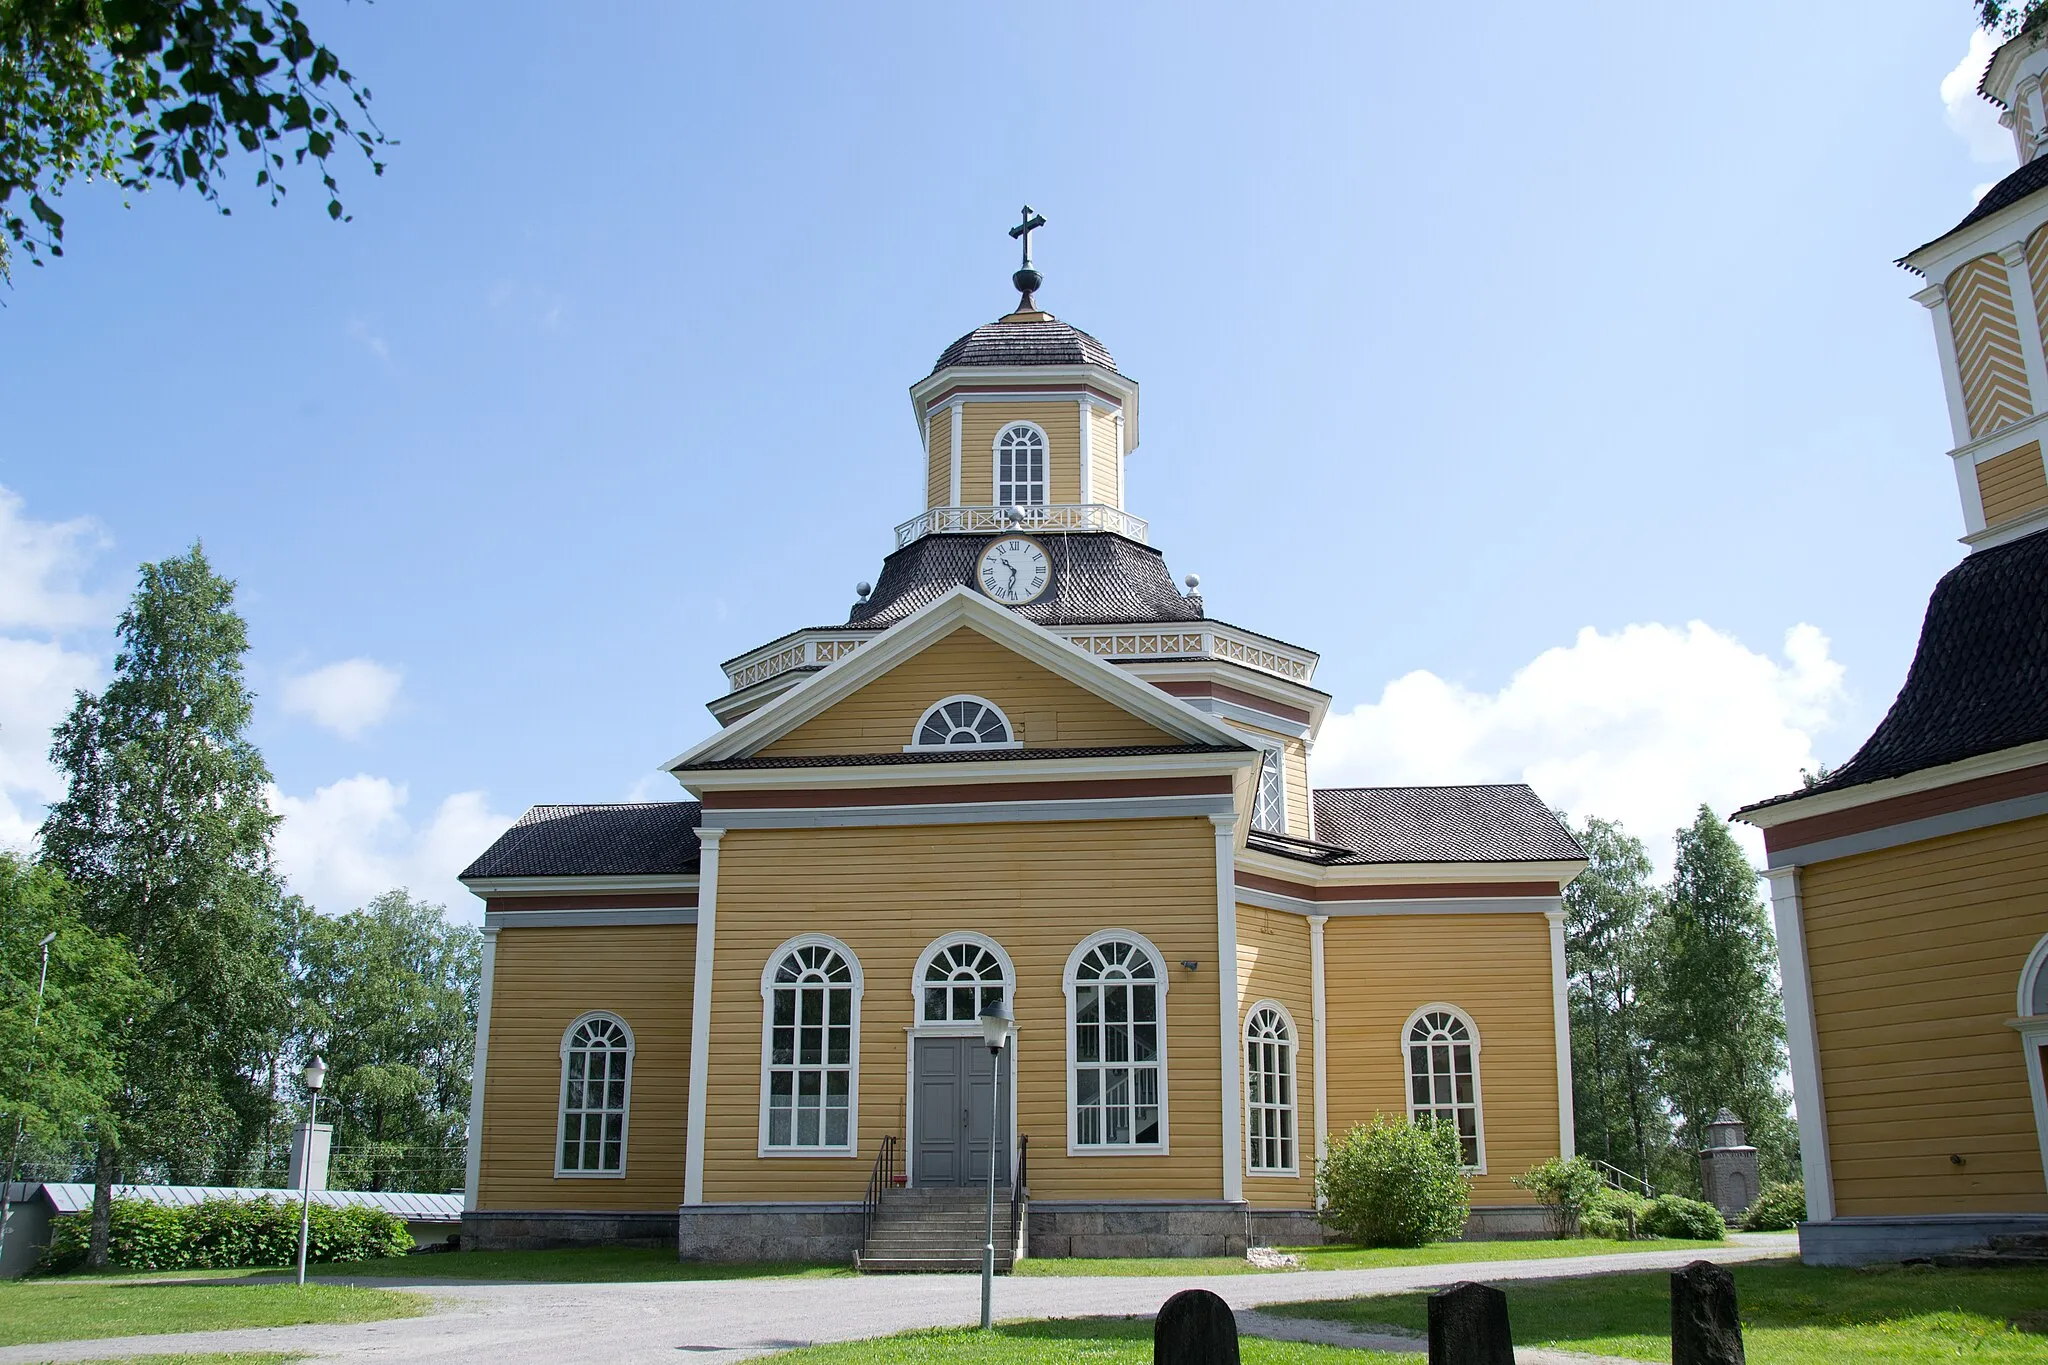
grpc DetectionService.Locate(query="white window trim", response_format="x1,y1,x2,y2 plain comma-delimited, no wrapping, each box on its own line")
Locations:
905,694,1024,752
911,930,1019,1024
1400,1001,1487,1175
2015,934,2048,1191
1250,743,1288,835
555,1010,634,1179
993,420,1051,508
1243,998,1300,1178
1062,927,1172,1156
758,932,864,1158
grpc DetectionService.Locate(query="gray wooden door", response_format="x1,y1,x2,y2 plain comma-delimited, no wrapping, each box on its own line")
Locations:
912,1037,1010,1187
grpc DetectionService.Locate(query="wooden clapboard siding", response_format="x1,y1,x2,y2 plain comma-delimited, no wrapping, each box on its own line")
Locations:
926,410,951,509
1090,408,1122,507
1978,441,2048,526
476,925,695,1211
701,818,1224,1202
959,402,1084,505
1800,813,2048,1216
1948,255,2035,438
758,625,1175,755
1237,903,1316,1206
1318,913,1560,1204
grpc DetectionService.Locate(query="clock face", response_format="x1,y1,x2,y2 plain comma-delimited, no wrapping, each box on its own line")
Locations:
976,536,1052,604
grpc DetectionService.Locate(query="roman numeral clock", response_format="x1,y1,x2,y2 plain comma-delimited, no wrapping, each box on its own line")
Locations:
977,535,1051,604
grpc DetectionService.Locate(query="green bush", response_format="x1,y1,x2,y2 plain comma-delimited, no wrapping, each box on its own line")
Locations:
1581,1185,1651,1241
1640,1193,1727,1241
1316,1115,1471,1248
1513,1155,1607,1237
42,1195,413,1272
1742,1180,1807,1231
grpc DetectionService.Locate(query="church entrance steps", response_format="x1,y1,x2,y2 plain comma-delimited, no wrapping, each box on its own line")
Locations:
856,1186,1020,1274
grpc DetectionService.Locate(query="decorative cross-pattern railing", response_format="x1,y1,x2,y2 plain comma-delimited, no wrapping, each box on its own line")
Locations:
894,504,1149,548
726,633,873,691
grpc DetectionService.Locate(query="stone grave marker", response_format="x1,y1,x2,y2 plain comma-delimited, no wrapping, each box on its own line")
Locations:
1154,1287,1240,1365
1428,1281,1514,1364
1671,1260,1745,1365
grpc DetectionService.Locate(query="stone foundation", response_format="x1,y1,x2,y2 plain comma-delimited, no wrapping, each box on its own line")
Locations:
1799,1213,2048,1266
1248,1204,1553,1247
1026,1200,1249,1258
463,1209,677,1251
676,1202,865,1263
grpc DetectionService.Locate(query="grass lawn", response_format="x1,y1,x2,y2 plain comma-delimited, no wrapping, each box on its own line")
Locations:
57,1246,849,1284
760,1317,1407,1363
0,1278,424,1347
1264,1261,2048,1363
1012,1235,1749,1277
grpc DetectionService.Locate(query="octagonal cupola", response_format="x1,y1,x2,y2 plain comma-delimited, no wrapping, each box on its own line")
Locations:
903,208,1143,546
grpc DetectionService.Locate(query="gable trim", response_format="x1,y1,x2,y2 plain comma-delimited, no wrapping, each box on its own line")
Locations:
701,793,1236,833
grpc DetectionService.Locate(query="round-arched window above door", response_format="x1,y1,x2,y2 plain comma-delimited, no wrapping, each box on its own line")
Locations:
915,933,1014,1024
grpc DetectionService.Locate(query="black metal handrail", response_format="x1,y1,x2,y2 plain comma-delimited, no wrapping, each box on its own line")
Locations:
1007,1134,1029,1250
861,1133,897,1249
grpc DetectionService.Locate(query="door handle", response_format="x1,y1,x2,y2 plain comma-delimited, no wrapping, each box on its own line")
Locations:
962,1107,969,1128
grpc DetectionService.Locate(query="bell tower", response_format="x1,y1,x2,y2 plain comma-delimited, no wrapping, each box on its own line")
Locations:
905,209,1144,541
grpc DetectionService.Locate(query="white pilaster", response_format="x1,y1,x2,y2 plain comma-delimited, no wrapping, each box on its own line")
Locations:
1765,866,1834,1224
2000,241,2048,411
463,926,500,1211
1077,397,1094,505
1308,914,1329,1188
1916,283,1975,450
684,827,725,1205
1545,909,1575,1159
1212,813,1243,1202
1114,412,1127,509
948,401,963,508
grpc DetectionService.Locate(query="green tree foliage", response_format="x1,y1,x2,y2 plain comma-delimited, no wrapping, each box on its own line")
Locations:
39,544,293,1263
1316,1115,1471,1247
1513,1155,1608,1237
42,1193,411,1271
1979,1,2048,36
1645,806,1794,1179
1640,1193,1727,1241
0,0,388,280
1741,1179,1807,1231
295,891,480,1192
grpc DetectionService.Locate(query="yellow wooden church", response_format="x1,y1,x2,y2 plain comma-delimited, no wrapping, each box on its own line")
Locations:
459,221,1587,1262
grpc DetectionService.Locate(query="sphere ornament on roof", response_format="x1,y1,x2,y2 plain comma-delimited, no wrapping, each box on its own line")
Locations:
929,206,1120,375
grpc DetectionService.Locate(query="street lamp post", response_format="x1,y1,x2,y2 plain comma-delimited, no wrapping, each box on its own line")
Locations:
295,1056,327,1288
0,932,58,1271
975,998,1013,1331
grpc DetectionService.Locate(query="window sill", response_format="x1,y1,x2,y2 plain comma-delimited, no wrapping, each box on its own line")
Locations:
757,1146,860,1159
553,1169,628,1179
1246,1169,1301,1179
1066,1143,1170,1157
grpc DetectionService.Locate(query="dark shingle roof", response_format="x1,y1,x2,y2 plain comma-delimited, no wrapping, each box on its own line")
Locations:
461,802,702,879
1903,157,2048,267
1743,527,2048,813
680,743,1247,772
1303,785,1586,864
850,533,1203,628
933,317,1117,373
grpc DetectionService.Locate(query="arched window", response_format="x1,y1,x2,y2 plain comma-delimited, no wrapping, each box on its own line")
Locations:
1065,931,1168,1151
916,933,1013,1024
1244,1002,1297,1175
761,936,862,1154
912,695,1014,748
2022,933,2048,1018
2017,934,2048,1191
1250,747,1286,834
558,1012,633,1176
1405,1005,1484,1170
995,423,1048,508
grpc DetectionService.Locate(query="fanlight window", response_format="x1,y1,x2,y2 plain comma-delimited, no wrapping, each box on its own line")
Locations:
765,940,859,1151
996,424,1048,508
1070,936,1164,1148
915,696,1012,747
1407,1008,1482,1168
1245,1004,1296,1174
922,940,1008,1024
559,1014,632,1175
1251,748,1286,834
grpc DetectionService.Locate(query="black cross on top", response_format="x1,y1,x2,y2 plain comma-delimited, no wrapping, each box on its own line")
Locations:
1009,206,1047,268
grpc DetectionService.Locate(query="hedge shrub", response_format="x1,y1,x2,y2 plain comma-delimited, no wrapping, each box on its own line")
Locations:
42,1196,413,1273
1316,1115,1471,1248
1512,1155,1607,1237
1640,1193,1727,1241
1581,1185,1651,1241
1741,1180,1807,1231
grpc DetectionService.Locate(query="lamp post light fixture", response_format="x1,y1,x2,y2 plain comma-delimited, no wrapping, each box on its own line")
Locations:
295,1055,327,1288
975,997,1013,1331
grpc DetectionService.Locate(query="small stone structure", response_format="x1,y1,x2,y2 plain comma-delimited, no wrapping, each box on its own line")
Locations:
1671,1259,1746,1365
1697,1109,1761,1221
1154,1288,1239,1364
1427,1281,1514,1364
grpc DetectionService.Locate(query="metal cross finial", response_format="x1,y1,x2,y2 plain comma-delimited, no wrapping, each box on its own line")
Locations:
1009,206,1047,269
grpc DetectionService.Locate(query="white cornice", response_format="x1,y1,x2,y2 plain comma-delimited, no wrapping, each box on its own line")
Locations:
908,362,1141,452
1965,509,2048,551
1117,659,1333,737
1733,738,2048,829
674,748,1255,796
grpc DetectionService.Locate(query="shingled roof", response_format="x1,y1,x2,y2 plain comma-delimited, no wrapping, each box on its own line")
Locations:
849,532,1205,628
933,317,1117,373
1902,156,2048,267
1741,527,2048,813
1296,785,1586,865
461,802,702,880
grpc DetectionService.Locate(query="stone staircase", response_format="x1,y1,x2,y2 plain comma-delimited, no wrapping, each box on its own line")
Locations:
1931,1232,2048,1268
856,1186,1023,1274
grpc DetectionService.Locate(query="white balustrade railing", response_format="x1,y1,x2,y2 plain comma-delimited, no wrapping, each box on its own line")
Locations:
893,504,1149,548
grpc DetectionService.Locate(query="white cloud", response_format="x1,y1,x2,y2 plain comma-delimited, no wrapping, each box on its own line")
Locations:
1314,622,1846,871
0,486,113,632
279,658,403,739
1944,29,2013,164
269,775,515,918
0,638,101,851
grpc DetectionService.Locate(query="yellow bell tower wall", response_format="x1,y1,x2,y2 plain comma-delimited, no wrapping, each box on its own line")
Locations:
922,400,1126,510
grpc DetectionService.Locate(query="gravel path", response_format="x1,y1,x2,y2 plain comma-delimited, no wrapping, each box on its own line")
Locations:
0,1235,1797,1364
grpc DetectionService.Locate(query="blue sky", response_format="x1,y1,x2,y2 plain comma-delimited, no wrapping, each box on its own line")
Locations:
0,1,2012,914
